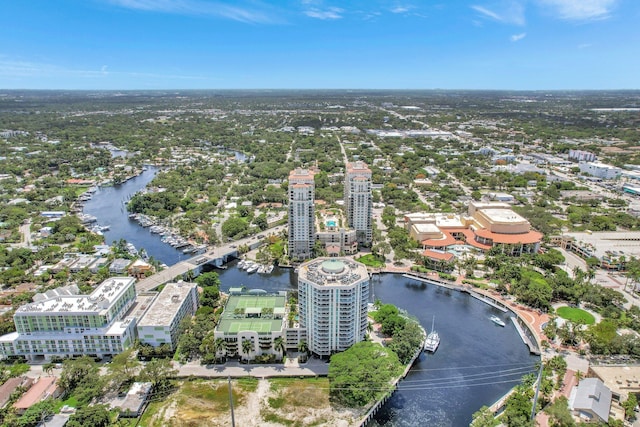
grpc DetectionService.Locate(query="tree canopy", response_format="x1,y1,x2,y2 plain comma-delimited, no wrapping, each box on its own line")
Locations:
328,341,402,407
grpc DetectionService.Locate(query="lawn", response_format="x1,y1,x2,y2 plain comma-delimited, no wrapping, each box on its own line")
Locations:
53,395,79,412
556,306,596,325
356,254,385,268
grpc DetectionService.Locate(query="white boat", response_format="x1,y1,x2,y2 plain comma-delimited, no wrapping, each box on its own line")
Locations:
246,263,259,274
257,264,266,274
265,265,274,274
237,260,246,269
424,316,440,353
490,315,506,327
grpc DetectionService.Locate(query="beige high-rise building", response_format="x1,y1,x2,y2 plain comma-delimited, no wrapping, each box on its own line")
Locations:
345,161,373,246
288,168,316,261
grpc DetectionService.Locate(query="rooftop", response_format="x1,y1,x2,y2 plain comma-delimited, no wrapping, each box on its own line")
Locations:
423,249,455,262
16,277,135,316
298,257,369,287
474,228,543,244
590,365,640,400
346,161,371,174
137,282,196,327
563,231,640,260
478,208,528,224
14,377,59,411
216,294,286,335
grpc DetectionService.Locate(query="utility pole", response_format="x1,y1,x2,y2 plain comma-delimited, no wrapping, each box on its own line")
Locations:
530,361,544,422
228,375,236,427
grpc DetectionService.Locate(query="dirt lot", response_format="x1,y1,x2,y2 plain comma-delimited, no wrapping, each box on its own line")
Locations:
138,377,362,427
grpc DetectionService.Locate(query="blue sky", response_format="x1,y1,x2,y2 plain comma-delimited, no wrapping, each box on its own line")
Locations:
1,0,638,90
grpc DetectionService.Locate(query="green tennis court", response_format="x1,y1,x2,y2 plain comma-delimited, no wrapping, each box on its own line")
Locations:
216,294,287,334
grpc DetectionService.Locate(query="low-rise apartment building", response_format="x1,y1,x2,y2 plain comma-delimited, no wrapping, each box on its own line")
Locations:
214,293,289,360
137,282,198,349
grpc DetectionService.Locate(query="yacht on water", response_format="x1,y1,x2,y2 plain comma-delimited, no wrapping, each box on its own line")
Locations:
490,315,506,327
424,315,440,353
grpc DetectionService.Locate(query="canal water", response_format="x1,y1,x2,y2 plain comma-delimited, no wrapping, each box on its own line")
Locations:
82,166,187,265
84,168,538,426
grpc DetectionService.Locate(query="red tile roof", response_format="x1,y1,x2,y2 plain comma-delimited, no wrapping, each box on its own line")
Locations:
422,250,455,261
13,377,60,412
0,377,33,408
474,229,543,244
421,233,457,248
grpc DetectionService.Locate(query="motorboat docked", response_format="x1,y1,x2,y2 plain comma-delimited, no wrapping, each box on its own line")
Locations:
490,315,506,327
246,263,259,274
424,316,440,353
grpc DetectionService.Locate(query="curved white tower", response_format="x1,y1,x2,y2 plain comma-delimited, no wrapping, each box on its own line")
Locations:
298,257,370,357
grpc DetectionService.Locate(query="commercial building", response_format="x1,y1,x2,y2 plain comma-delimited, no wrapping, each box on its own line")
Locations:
298,258,370,357
589,365,640,405
568,378,612,423
568,149,597,162
0,277,137,361
137,282,198,349
578,162,622,180
405,202,543,256
288,168,316,261
551,231,640,270
344,161,373,246
214,293,289,360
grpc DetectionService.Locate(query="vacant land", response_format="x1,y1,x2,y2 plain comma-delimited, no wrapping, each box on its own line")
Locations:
138,377,360,427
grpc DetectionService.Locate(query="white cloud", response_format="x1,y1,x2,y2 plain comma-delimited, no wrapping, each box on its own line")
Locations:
471,1,526,26
472,5,502,21
106,0,279,24
510,32,526,41
391,6,410,14
537,0,617,21
304,7,344,20
578,43,592,49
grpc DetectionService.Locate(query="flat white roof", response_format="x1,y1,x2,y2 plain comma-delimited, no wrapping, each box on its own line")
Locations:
414,223,441,233
15,277,135,316
564,231,640,259
137,282,196,327
435,215,465,228
481,208,527,224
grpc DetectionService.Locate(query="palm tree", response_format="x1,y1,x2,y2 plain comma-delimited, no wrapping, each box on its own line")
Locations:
43,362,55,376
297,340,309,362
241,339,252,364
273,336,286,361
574,370,584,384
200,332,215,354
214,338,227,363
